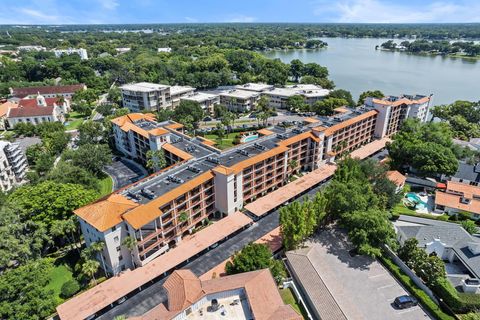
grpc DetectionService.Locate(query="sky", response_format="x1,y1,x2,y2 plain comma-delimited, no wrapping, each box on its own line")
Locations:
0,0,479,25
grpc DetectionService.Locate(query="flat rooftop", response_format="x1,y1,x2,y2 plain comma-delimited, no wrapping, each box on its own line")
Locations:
219,89,259,99
170,85,195,96
120,82,169,92
186,295,252,320
182,92,219,102
234,83,273,92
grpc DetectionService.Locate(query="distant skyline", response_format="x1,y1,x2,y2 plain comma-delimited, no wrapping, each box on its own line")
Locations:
1,0,480,25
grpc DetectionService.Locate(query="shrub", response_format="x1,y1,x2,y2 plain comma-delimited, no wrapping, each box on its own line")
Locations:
60,279,80,298
433,278,480,313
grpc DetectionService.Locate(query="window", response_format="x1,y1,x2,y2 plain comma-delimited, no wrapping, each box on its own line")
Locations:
111,226,117,232
116,246,121,252
119,254,123,261
114,236,119,242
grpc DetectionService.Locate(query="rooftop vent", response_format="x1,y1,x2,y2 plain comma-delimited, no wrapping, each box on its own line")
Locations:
254,143,266,151
187,166,201,173
141,188,155,200
207,156,219,164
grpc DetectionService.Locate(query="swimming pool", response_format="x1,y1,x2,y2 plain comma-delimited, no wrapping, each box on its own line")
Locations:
405,192,427,210
241,134,259,143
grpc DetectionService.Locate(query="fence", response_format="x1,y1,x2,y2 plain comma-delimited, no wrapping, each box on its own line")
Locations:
383,245,439,304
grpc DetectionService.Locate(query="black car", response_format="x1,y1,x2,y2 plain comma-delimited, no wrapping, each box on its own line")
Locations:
394,295,418,309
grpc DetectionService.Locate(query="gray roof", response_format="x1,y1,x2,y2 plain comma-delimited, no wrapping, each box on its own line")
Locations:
451,162,480,183
397,220,480,279
286,247,348,320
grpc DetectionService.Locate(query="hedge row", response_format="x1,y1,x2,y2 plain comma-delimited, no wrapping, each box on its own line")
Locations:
379,255,455,320
433,278,480,314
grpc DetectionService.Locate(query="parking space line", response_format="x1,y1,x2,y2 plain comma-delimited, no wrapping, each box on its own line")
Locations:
396,307,420,314
377,284,395,290
369,273,387,279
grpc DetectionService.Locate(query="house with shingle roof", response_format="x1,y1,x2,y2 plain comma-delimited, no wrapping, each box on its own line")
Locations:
397,222,480,281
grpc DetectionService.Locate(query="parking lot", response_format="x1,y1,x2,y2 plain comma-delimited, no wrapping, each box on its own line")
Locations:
103,157,147,190
302,228,432,320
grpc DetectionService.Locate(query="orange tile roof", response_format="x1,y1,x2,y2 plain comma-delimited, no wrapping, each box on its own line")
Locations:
324,110,378,136
148,127,168,136
123,171,214,229
165,123,183,130
57,211,252,320
0,101,17,117
139,269,301,320
303,117,320,124
257,128,274,136
371,96,430,107
212,165,235,176
349,137,391,160
163,270,204,311
278,131,318,147
75,194,139,232
446,181,480,199
197,136,217,146
334,106,350,114
386,170,406,187
435,190,480,215
162,143,193,161
231,145,289,174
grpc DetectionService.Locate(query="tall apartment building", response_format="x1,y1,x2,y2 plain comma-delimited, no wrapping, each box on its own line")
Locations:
365,94,433,137
219,89,261,112
77,93,432,275
264,84,331,109
180,92,220,115
120,82,195,112
0,141,28,192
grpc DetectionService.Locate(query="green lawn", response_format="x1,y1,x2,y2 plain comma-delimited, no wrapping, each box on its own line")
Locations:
392,202,417,215
98,174,113,197
64,111,85,130
45,260,74,304
205,132,240,150
280,287,309,319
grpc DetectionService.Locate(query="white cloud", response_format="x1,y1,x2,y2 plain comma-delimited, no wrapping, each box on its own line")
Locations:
313,0,480,23
98,0,119,10
224,15,256,23
16,7,64,23
185,16,199,23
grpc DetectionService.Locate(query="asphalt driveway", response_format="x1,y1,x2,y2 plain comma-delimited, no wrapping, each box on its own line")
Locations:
104,158,147,190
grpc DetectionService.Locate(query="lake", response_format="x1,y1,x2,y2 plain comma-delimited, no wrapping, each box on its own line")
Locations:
262,38,480,105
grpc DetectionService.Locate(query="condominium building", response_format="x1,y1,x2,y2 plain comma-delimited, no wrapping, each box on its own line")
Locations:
77,93,431,275
264,84,331,109
365,94,433,137
180,92,220,115
0,141,28,192
219,89,261,112
120,82,195,112
53,48,88,60
235,82,274,92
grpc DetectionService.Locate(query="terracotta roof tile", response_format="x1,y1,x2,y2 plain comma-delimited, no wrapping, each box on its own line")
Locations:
75,194,138,232
230,145,289,174
435,191,480,215
257,128,274,136
162,143,193,161
446,181,480,199
8,105,55,118
386,170,406,187
212,165,235,176
303,117,320,124
324,110,378,136
11,84,85,98
0,101,17,117
164,270,204,311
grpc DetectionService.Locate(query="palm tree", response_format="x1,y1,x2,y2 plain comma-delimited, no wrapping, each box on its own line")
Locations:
288,159,298,176
82,259,100,285
90,241,107,276
122,236,138,269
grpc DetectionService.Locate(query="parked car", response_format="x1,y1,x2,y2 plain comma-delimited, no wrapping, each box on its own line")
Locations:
394,295,418,309
203,116,213,121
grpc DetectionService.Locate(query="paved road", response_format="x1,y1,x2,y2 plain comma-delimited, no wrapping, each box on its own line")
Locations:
103,158,147,190
97,174,329,319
